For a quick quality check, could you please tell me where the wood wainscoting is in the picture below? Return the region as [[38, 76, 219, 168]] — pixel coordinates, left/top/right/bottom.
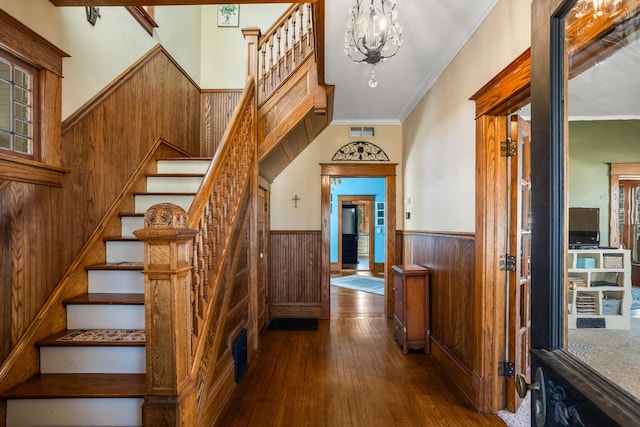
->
[[1, 44, 203, 364], [269, 231, 322, 318], [397, 231, 480, 409]]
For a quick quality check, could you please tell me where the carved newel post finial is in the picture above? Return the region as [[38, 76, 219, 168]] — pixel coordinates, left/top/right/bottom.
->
[[144, 203, 188, 229]]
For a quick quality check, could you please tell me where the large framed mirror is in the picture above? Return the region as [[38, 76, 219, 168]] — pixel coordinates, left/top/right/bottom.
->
[[530, 0, 640, 425]]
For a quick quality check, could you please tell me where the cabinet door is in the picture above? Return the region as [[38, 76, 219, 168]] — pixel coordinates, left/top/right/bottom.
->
[[404, 276, 425, 343], [394, 271, 404, 324]]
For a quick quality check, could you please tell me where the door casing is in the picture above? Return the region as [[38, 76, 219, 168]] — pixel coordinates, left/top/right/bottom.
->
[[320, 163, 397, 318]]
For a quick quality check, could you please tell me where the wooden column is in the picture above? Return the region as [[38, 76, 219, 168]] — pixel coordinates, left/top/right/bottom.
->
[[133, 203, 198, 427]]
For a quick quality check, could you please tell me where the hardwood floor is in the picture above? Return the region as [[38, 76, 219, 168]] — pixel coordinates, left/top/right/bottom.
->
[[216, 285, 506, 426]]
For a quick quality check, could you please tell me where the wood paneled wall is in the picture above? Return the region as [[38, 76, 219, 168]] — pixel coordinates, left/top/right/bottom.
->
[[0, 45, 201, 362], [397, 231, 477, 405], [269, 231, 322, 318], [201, 90, 242, 157]]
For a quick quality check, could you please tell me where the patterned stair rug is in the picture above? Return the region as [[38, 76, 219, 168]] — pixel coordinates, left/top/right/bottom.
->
[[330, 275, 384, 295], [57, 329, 145, 343]]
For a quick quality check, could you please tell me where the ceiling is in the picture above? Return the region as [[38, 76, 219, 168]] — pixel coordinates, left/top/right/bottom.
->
[[324, 0, 499, 124]]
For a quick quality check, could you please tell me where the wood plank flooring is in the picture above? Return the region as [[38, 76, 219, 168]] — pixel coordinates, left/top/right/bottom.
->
[[216, 283, 506, 426]]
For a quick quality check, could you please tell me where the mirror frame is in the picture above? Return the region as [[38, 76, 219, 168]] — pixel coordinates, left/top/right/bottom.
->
[[531, 0, 640, 424]]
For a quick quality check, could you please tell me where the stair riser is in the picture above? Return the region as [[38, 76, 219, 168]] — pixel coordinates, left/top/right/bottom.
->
[[134, 194, 194, 214], [105, 241, 143, 264], [156, 159, 210, 174], [146, 176, 203, 193], [6, 398, 143, 426], [87, 270, 144, 294], [40, 347, 145, 374], [66, 305, 145, 330], [121, 216, 145, 238]]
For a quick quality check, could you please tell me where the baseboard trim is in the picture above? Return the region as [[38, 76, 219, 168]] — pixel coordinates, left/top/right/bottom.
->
[[270, 303, 322, 318], [430, 336, 477, 410]]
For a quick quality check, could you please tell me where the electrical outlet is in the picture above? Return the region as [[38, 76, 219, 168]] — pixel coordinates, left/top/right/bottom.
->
[[406, 212, 411, 219]]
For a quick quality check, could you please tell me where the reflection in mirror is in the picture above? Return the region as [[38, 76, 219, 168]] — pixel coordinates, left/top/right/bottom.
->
[[565, 0, 640, 400]]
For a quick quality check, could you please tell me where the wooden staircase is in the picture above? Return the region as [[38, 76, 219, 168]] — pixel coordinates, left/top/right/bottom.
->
[[1, 157, 210, 426], [1, 2, 331, 425]]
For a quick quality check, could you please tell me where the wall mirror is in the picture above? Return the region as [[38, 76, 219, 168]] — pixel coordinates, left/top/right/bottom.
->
[[565, 0, 640, 402]]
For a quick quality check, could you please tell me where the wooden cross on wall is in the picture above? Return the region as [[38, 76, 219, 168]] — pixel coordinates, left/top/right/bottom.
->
[[292, 195, 300, 208]]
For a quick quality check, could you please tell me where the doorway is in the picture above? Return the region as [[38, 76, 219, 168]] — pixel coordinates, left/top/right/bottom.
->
[[338, 195, 375, 272], [320, 163, 397, 319]]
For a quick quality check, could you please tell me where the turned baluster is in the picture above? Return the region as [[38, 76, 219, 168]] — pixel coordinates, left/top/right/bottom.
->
[[307, 4, 312, 51], [298, 5, 304, 59], [283, 22, 290, 74], [291, 11, 297, 67], [260, 48, 267, 101]]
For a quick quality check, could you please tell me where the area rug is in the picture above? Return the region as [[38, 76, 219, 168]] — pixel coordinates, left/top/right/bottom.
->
[[267, 318, 318, 331], [568, 317, 640, 400], [56, 329, 145, 343], [330, 275, 384, 295], [497, 393, 530, 427]]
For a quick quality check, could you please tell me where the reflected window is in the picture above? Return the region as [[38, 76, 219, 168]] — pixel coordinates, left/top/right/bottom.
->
[[619, 181, 640, 264]]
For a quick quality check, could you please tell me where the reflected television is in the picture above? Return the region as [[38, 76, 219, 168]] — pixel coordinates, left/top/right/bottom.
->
[[568, 207, 600, 248]]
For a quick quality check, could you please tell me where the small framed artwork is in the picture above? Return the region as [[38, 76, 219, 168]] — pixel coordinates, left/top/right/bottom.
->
[[218, 4, 239, 27]]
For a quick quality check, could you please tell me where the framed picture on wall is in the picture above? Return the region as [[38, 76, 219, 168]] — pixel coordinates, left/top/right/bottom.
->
[[376, 202, 385, 226], [218, 4, 239, 27]]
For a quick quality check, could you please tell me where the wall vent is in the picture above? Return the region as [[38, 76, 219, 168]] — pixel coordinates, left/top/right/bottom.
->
[[232, 328, 248, 383]]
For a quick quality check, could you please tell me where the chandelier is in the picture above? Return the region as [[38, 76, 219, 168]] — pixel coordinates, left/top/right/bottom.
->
[[344, 0, 403, 88]]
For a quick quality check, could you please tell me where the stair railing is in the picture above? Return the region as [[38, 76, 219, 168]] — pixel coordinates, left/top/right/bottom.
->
[[134, 77, 257, 426], [253, 3, 315, 104]]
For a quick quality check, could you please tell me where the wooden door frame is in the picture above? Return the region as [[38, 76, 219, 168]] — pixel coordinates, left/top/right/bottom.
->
[[337, 195, 375, 272], [469, 48, 531, 413], [321, 163, 397, 319], [609, 163, 640, 248]]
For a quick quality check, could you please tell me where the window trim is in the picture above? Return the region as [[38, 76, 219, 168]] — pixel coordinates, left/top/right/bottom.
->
[[0, 49, 39, 160], [0, 9, 69, 186]]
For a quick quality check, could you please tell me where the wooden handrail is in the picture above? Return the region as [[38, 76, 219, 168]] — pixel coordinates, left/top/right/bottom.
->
[[186, 76, 256, 364]]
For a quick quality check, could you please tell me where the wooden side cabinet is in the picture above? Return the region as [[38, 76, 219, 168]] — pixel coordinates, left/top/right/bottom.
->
[[392, 264, 430, 354]]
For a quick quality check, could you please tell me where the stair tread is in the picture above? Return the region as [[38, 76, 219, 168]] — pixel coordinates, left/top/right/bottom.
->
[[133, 191, 196, 195], [103, 236, 140, 242], [157, 157, 211, 160], [119, 212, 145, 217], [63, 293, 144, 305], [36, 329, 145, 347], [145, 173, 205, 178], [85, 262, 143, 271], [1, 374, 146, 399]]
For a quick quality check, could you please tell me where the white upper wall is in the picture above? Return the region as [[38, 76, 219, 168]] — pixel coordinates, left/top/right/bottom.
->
[[270, 124, 403, 231], [200, 4, 289, 89], [402, 0, 531, 232], [2, 1, 287, 118], [1, 0, 202, 119]]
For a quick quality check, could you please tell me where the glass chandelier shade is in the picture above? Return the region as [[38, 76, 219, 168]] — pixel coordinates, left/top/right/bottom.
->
[[344, 0, 403, 87]]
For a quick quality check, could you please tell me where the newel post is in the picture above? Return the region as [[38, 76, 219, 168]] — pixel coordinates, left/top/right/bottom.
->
[[133, 203, 198, 427], [242, 27, 261, 81]]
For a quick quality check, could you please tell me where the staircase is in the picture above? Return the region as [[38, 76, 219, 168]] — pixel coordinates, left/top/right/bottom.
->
[[1, 158, 210, 426]]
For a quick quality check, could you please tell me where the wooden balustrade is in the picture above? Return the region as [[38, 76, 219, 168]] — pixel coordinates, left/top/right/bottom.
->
[[255, 3, 314, 104], [134, 77, 257, 425]]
